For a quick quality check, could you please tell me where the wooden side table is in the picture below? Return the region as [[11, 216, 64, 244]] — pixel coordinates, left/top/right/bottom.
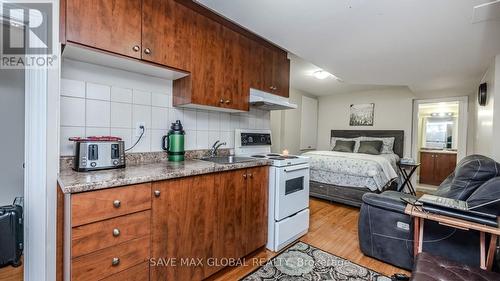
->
[[398, 163, 420, 195], [404, 204, 499, 270]]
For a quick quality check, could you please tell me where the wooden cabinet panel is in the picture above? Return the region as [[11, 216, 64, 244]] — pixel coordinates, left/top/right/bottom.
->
[[99, 262, 150, 281], [245, 167, 269, 255], [72, 210, 151, 258], [71, 183, 151, 227], [274, 54, 291, 97], [221, 28, 249, 111], [435, 153, 457, 183], [215, 170, 247, 262], [66, 0, 142, 59], [142, 0, 192, 70], [71, 236, 150, 281], [151, 175, 218, 281], [419, 152, 435, 185], [419, 152, 457, 185]]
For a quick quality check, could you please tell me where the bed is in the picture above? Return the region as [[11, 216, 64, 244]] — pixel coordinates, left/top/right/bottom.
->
[[304, 130, 404, 207]]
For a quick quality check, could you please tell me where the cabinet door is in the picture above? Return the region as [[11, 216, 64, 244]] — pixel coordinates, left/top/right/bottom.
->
[[215, 170, 247, 263], [262, 46, 276, 93], [142, 0, 192, 70], [190, 14, 224, 108], [248, 40, 264, 91], [151, 175, 217, 281], [66, 0, 142, 59], [435, 153, 457, 183], [273, 52, 290, 97], [221, 28, 249, 111], [245, 167, 269, 255], [419, 152, 435, 185]]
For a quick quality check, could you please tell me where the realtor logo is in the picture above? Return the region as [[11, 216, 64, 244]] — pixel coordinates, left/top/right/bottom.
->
[[2, 2, 52, 54], [1, 2, 55, 68]]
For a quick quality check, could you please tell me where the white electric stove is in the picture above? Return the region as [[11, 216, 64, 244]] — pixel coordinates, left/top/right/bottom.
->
[[235, 129, 310, 252]]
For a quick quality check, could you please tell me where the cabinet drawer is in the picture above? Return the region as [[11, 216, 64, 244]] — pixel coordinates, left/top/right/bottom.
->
[[72, 183, 151, 226], [72, 210, 151, 258], [99, 262, 149, 281], [72, 236, 150, 281]]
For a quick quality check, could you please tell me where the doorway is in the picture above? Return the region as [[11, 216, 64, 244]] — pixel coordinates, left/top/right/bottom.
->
[[412, 97, 468, 190]]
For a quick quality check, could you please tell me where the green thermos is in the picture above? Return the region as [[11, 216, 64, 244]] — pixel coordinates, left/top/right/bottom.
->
[[162, 120, 185, 162]]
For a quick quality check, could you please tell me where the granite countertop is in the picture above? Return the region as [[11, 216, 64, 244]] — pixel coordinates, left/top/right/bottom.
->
[[58, 159, 270, 194]]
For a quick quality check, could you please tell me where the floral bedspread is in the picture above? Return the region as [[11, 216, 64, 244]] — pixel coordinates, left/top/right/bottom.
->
[[302, 151, 400, 191]]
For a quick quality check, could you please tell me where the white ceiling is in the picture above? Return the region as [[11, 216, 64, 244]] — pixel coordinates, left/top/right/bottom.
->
[[197, 0, 500, 96]]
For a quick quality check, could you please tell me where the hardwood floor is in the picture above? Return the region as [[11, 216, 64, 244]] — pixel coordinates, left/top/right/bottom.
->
[[208, 198, 410, 280], [0, 198, 408, 281], [0, 257, 23, 281]]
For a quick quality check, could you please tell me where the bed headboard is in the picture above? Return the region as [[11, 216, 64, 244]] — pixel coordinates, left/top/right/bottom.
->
[[331, 130, 405, 158]]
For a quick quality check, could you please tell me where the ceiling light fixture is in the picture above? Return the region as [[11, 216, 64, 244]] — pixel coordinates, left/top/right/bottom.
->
[[313, 70, 332, 80]]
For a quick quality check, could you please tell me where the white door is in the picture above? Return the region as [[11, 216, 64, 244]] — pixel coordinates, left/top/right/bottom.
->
[[300, 96, 318, 150]]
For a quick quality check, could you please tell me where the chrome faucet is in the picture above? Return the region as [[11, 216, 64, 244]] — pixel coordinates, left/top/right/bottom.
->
[[210, 140, 227, 157]]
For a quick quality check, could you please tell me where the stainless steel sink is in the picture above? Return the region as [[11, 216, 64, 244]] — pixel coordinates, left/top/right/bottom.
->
[[200, 156, 255, 164]]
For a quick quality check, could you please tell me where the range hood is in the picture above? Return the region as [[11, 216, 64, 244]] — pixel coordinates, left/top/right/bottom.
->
[[249, 89, 298, 110]]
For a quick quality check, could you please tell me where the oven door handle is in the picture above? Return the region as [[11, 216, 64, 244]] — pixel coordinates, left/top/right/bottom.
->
[[283, 164, 309, 173]]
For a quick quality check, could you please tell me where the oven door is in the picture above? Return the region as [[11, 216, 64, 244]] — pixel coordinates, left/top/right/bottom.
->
[[274, 163, 310, 221]]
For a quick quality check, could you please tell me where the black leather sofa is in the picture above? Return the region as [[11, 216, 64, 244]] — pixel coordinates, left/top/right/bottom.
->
[[358, 155, 500, 270]]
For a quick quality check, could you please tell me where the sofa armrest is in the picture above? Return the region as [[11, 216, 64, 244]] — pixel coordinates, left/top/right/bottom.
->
[[362, 191, 417, 213]]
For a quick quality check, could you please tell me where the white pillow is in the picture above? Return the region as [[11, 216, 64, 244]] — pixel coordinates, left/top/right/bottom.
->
[[359, 136, 395, 154], [331, 137, 361, 152]]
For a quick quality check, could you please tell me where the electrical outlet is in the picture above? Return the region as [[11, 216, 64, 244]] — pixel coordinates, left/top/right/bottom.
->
[[135, 122, 146, 137]]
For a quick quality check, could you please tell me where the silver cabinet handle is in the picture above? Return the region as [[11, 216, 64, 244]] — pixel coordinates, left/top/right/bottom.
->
[[225, 99, 231, 104], [112, 257, 120, 266], [132, 45, 140, 52], [243, 174, 247, 179], [154, 190, 161, 197], [219, 99, 225, 104], [144, 48, 151, 55], [112, 228, 120, 237], [113, 200, 121, 208], [269, 86, 274, 90], [249, 173, 253, 178]]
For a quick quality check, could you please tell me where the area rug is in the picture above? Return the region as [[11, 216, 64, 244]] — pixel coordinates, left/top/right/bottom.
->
[[241, 242, 391, 281]]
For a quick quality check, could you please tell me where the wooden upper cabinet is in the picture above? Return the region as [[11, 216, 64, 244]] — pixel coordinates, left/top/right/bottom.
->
[[66, 0, 142, 59], [274, 53, 291, 97], [141, 0, 192, 70], [221, 28, 249, 111]]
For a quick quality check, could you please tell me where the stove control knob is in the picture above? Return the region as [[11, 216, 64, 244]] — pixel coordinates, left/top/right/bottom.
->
[[113, 160, 119, 166], [260, 136, 266, 143], [248, 136, 253, 143], [90, 162, 97, 167]]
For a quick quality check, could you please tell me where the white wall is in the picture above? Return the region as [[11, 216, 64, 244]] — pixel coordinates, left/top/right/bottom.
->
[[474, 55, 500, 161], [316, 87, 414, 157], [0, 69, 25, 205], [60, 59, 271, 156], [270, 88, 317, 155]]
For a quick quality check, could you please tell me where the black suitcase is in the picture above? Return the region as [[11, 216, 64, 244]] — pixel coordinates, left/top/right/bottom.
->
[[0, 198, 23, 267]]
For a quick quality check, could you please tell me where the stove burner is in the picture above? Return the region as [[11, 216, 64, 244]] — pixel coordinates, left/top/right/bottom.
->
[[267, 153, 281, 157], [251, 155, 266, 158]]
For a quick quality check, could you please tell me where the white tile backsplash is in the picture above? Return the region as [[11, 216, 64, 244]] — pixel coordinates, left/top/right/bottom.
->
[[111, 102, 132, 128], [133, 89, 152, 105], [111, 87, 133, 103], [86, 82, 111, 101], [60, 96, 86, 127], [60, 60, 271, 155], [151, 92, 170, 108], [61, 78, 85, 98], [86, 99, 111, 127], [132, 104, 152, 129]]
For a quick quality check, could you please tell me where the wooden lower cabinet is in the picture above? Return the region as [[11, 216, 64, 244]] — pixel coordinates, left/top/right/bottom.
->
[[151, 167, 268, 281], [419, 152, 457, 186]]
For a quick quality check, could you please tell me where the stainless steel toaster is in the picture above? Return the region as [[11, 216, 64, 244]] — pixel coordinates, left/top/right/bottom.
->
[[72, 141, 126, 172]]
